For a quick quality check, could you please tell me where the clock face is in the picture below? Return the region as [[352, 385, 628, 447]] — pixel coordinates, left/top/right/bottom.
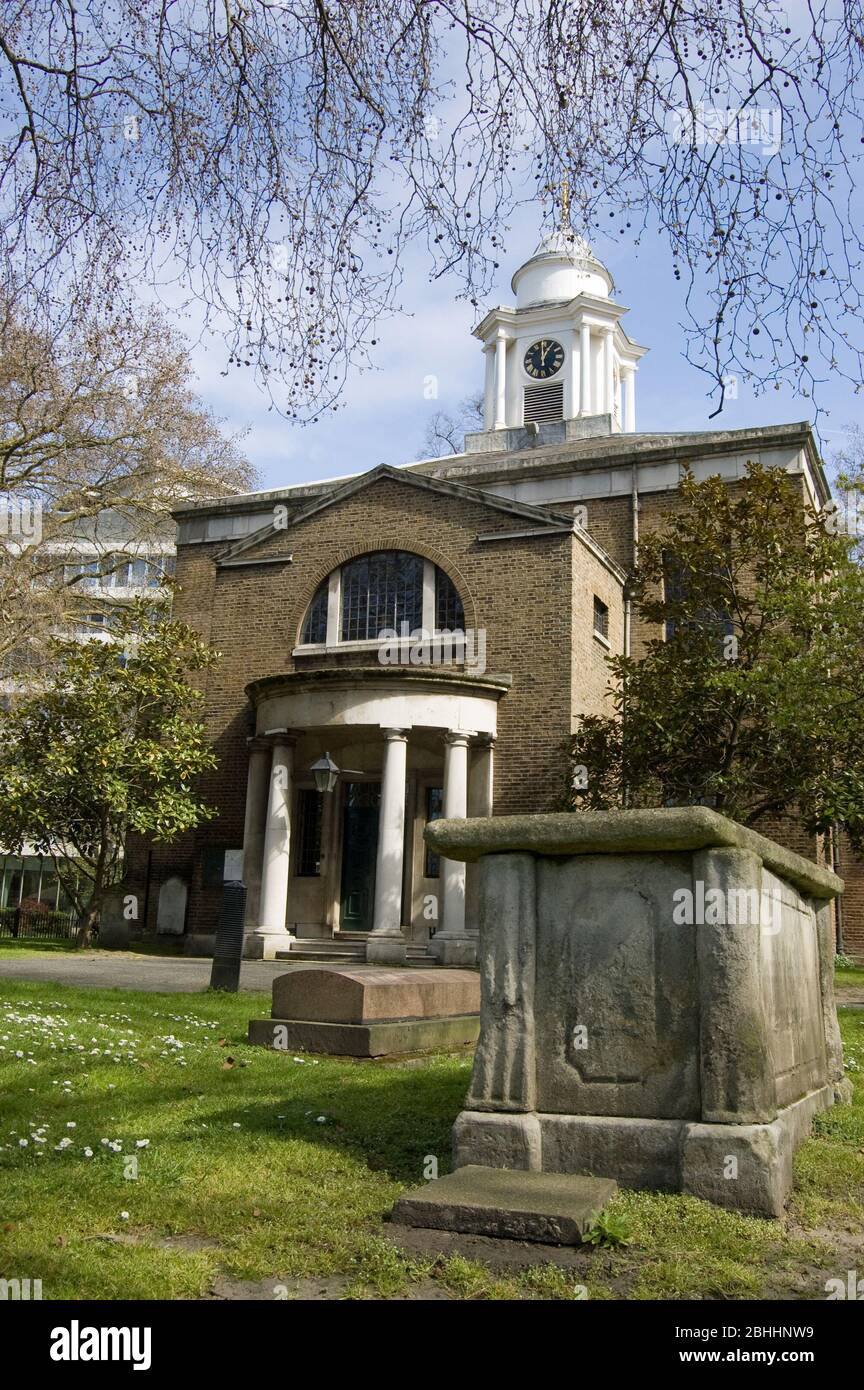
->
[[524, 338, 565, 380]]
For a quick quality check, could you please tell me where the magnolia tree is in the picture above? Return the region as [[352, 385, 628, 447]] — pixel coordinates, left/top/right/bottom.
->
[[0, 2, 862, 418], [0, 601, 218, 945], [566, 464, 864, 849]]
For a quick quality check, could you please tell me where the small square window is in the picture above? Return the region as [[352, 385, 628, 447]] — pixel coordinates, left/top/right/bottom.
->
[[593, 595, 609, 641]]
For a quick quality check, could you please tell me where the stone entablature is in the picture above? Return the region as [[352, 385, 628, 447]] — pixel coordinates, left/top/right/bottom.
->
[[171, 423, 830, 546], [247, 667, 510, 741]]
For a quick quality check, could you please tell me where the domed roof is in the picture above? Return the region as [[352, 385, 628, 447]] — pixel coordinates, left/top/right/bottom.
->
[[511, 228, 613, 308]]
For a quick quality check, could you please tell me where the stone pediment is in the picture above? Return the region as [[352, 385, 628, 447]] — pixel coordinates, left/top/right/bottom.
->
[[214, 462, 577, 568]]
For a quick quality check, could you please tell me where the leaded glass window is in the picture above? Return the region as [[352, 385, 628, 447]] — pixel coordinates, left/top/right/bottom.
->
[[340, 551, 423, 641], [435, 568, 465, 633], [301, 579, 328, 644]]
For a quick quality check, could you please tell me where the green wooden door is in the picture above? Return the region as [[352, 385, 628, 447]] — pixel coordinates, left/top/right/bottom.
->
[[339, 782, 380, 931]]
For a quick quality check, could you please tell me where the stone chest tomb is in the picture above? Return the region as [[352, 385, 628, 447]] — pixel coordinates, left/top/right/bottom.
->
[[425, 807, 851, 1217]]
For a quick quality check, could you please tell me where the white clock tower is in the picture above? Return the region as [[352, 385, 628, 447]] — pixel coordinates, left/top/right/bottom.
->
[[470, 228, 647, 447]]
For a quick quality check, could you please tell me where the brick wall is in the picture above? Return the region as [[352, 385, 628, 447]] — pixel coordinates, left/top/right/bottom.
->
[[135, 474, 624, 932], [128, 464, 864, 962], [836, 831, 864, 963]]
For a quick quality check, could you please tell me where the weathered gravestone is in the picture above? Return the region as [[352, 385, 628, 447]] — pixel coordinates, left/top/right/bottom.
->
[[156, 876, 187, 936], [98, 886, 133, 949], [248, 967, 480, 1057], [418, 806, 851, 1219]]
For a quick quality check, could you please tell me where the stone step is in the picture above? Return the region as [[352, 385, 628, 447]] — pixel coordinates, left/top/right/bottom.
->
[[273, 942, 446, 966], [295, 937, 362, 949], [390, 1165, 617, 1245], [276, 947, 366, 962]]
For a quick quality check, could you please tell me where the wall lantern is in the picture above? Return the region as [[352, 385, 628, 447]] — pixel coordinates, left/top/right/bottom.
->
[[310, 752, 340, 793]]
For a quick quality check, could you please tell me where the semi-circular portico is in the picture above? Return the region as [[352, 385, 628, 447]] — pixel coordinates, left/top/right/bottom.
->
[[241, 667, 511, 964]]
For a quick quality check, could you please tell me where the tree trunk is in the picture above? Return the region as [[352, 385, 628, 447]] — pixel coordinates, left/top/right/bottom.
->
[[75, 904, 100, 949]]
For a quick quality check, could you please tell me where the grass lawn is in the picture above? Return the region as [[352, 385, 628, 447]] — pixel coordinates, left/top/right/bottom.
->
[[0, 938, 81, 958], [836, 966, 864, 991], [0, 977, 862, 1301], [0, 938, 187, 960]]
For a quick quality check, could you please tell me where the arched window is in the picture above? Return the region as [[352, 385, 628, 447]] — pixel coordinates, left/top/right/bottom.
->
[[341, 551, 423, 640], [301, 580, 328, 645], [436, 568, 464, 632], [298, 551, 465, 648]]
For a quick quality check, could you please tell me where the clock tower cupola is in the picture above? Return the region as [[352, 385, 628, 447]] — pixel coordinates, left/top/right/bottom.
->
[[469, 220, 647, 451]]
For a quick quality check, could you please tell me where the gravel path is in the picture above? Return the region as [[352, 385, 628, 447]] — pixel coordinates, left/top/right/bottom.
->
[[0, 951, 376, 995]]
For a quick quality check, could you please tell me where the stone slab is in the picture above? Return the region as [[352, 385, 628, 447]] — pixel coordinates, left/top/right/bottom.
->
[[390, 1165, 617, 1245], [424, 805, 843, 898], [453, 1085, 838, 1218], [271, 966, 480, 1024], [248, 1014, 479, 1058]]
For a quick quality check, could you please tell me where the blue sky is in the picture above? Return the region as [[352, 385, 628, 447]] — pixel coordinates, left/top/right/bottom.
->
[[186, 200, 861, 494]]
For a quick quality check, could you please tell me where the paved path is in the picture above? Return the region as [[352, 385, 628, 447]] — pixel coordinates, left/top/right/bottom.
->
[[0, 952, 378, 995], [3, 951, 862, 1005]]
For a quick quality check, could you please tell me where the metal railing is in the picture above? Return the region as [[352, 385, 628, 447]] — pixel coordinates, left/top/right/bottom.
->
[[0, 906, 78, 940]]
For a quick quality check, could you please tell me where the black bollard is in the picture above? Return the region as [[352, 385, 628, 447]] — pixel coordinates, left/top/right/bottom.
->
[[210, 878, 246, 992]]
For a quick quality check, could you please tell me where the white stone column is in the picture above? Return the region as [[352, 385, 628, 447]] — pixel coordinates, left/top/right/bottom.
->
[[493, 333, 507, 430], [464, 735, 494, 953], [602, 328, 614, 419], [623, 366, 636, 432], [249, 733, 296, 960], [483, 343, 495, 430], [469, 735, 495, 819], [430, 732, 473, 964], [580, 321, 592, 415], [241, 736, 272, 939], [367, 728, 409, 963]]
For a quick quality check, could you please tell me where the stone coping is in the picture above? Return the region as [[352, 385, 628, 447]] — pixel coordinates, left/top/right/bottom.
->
[[246, 665, 512, 704], [424, 806, 843, 900]]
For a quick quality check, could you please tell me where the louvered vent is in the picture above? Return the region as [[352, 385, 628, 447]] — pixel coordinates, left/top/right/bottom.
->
[[523, 381, 564, 424]]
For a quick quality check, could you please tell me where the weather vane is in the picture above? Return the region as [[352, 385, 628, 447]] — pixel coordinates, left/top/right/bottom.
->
[[544, 175, 572, 232], [559, 174, 570, 230]]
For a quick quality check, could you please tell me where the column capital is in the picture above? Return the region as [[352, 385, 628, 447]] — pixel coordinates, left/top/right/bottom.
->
[[444, 730, 471, 748], [473, 732, 496, 749], [380, 726, 409, 743], [247, 735, 276, 753], [261, 727, 299, 747]]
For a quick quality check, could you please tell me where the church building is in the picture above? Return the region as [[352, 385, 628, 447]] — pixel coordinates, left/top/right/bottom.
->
[[129, 231, 864, 966]]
